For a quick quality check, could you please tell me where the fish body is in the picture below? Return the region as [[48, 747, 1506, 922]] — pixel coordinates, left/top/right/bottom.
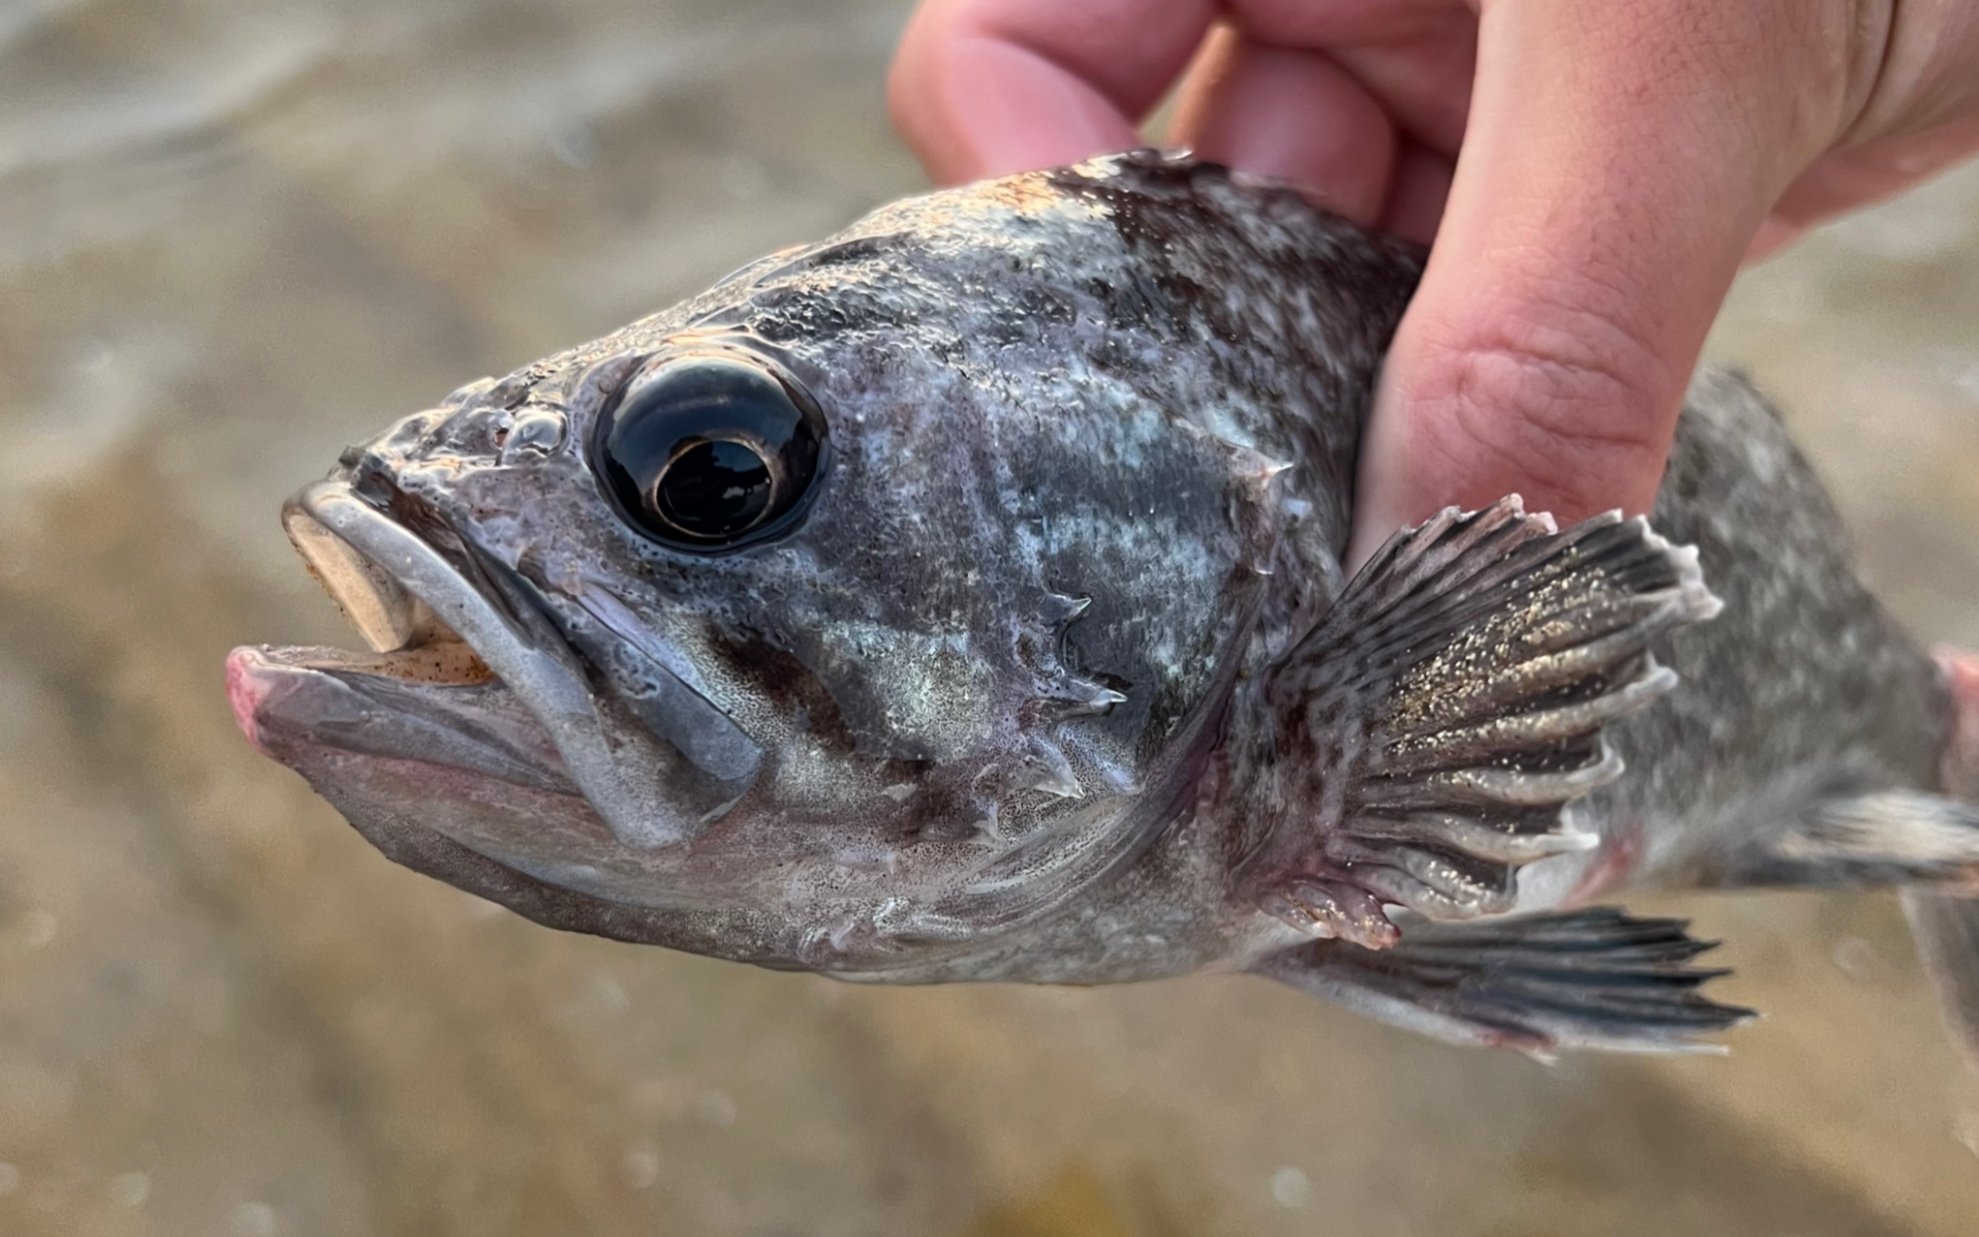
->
[[229, 152, 1979, 1055]]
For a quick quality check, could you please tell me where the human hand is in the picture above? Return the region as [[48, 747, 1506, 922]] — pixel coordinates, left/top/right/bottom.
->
[[889, 0, 1979, 564]]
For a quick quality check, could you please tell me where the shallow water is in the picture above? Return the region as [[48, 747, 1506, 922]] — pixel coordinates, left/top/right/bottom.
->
[[3, 2, 1978, 1233]]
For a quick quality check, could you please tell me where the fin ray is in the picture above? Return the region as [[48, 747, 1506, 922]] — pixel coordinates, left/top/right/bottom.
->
[[1716, 791, 1979, 888], [1257, 907, 1755, 1055], [1244, 498, 1719, 942]]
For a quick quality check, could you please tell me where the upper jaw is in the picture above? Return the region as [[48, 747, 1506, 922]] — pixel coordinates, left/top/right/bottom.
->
[[243, 480, 758, 849]]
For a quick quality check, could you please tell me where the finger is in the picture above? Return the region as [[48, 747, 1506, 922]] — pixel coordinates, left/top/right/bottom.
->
[[1323, 24, 1477, 156], [1839, 0, 1979, 141], [1378, 140, 1455, 244], [1164, 5, 1474, 229], [1770, 114, 1979, 231], [1347, 0, 1855, 567], [889, 0, 1215, 183], [1228, 0, 1478, 153], [1170, 28, 1398, 224], [1744, 216, 1807, 262]]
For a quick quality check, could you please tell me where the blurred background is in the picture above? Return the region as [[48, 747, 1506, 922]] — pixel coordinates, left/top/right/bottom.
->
[[3, 1, 1979, 1233]]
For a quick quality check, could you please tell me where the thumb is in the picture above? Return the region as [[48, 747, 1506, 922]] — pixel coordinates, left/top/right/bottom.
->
[[1348, 0, 1869, 566]]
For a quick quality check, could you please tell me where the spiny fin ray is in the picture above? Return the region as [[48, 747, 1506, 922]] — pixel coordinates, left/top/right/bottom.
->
[[1244, 497, 1719, 941]]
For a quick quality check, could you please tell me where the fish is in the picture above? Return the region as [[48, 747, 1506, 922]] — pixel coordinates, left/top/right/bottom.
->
[[226, 151, 1979, 1058]]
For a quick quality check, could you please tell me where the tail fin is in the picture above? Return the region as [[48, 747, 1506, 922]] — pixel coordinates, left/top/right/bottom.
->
[[1912, 651, 1979, 1069]]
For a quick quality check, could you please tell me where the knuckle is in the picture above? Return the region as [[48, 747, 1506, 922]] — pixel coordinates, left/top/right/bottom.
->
[[1408, 304, 1678, 516]]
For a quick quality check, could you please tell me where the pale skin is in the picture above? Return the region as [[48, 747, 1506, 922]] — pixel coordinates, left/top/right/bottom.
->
[[888, 0, 1979, 566]]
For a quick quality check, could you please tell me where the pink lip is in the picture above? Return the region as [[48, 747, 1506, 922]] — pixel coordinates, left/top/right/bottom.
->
[[225, 647, 272, 752]]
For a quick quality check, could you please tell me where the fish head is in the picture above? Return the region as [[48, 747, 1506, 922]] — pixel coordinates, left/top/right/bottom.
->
[[229, 169, 1283, 971]]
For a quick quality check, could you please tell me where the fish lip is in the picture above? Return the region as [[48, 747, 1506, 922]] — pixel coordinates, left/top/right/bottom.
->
[[258, 479, 747, 848], [283, 480, 557, 693], [226, 642, 582, 796]]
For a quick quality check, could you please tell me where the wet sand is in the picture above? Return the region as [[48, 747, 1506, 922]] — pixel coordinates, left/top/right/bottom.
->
[[2, 2, 1978, 1233]]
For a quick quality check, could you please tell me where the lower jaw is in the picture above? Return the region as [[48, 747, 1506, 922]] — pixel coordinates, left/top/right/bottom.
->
[[224, 643, 568, 787]]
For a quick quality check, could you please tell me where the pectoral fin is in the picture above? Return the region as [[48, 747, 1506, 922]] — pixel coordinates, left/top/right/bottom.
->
[[1256, 908, 1756, 1056], [1244, 498, 1721, 947]]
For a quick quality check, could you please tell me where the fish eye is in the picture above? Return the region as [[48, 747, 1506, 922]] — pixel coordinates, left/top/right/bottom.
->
[[593, 354, 826, 551]]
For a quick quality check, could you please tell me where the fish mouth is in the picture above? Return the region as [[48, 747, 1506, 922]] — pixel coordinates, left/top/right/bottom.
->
[[229, 480, 759, 849]]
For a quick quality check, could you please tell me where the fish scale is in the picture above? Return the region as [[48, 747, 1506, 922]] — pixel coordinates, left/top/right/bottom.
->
[[229, 152, 1979, 1060]]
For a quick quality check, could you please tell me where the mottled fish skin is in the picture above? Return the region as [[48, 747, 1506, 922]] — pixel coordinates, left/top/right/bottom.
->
[[243, 153, 1423, 977], [1563, 371, 1953, 899], [230, 152, 1971, 1042]]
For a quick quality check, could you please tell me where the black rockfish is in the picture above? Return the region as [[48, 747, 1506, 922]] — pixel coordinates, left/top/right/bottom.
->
[[228, 152, 1979, 1057]]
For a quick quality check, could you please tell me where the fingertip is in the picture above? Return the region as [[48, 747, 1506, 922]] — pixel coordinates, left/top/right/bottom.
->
[[1351, 272, 1685, 569], [1344, 474, 1405, 574], [890, 3, 1132, 182], [1743, 216, 1806, 262], [1356, 1, 1821, 543], [1169, 33, 1396, 224], [1390, 307, 1678, 519], [1377, 142, 1453, 245], [889, 0, 1212, 183]]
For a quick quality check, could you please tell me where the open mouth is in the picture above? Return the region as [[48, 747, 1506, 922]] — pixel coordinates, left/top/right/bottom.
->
[[227, 481, 581, 799], [228, 481, 747, 849], [232, 484, 502, 706], [278, 485, 497, 683]]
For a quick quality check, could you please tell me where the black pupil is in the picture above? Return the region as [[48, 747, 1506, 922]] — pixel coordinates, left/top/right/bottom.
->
[[594, 354, 824, 551], [655, 439, 771, 536]]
